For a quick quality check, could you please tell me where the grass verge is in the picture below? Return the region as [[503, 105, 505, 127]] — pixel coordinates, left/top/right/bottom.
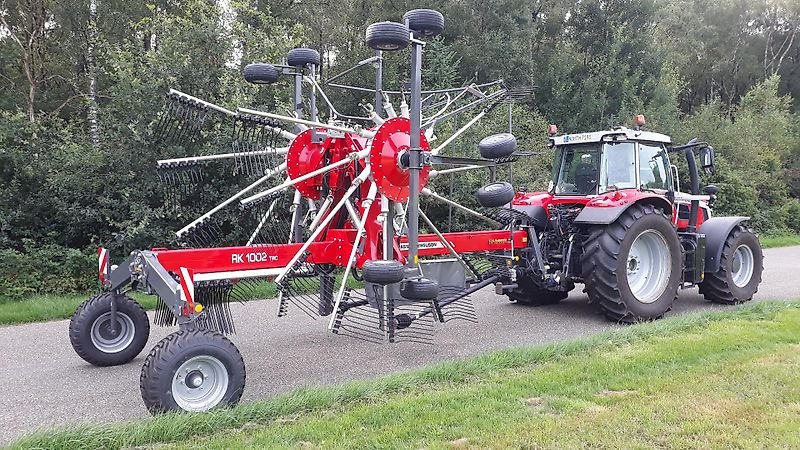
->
[[0, 275, 362, 326], [0, 292, 159, 326], [760, 233, 800, 248], [11, 300, 800, 450]]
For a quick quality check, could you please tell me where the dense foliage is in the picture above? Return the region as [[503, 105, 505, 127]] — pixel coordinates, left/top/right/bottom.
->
[[1, 0, 799, 297]]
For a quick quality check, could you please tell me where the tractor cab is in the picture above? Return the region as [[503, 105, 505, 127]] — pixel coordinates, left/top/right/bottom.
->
[[543, 125, 712, 231], [549, 127, 673, 197]]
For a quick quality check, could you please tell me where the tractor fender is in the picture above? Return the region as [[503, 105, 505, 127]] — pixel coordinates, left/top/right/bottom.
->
[[698, 216, 750, 273], [573, 193, 673, 225]]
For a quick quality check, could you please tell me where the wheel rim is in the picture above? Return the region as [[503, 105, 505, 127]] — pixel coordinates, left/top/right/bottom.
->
[[625, 230, 672, 304], [731, 244, 755, 288], [90, 312, 136, 353], [172, 355, 229, 411]]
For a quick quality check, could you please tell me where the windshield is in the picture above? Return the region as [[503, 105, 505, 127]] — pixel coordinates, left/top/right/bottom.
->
[[554, 144, 600, 195], [599, 142, 636, 193]]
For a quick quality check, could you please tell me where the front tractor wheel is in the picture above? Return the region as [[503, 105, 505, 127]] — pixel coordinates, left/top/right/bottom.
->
[[581, 204, 682, 323], [140, 329, 246, 414], [699, 225, 763, 304], [69, 293, 150, 366]]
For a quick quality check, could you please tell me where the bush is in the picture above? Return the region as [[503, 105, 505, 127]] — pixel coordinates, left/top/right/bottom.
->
[[783, 199, 800, 234], [0, 244, 97, 301]]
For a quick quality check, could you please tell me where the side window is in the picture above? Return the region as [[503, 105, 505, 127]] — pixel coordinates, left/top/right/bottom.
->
[[639, 143, 670, 191]]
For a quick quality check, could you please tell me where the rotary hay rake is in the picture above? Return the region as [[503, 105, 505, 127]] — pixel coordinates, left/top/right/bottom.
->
[[68, 9, 533, 413]]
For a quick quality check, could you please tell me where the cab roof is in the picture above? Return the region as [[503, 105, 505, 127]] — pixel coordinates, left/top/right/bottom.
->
[[549, 127, 671, 146]]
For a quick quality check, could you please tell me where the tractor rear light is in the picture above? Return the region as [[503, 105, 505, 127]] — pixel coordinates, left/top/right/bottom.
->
[[635, 115, 646, 127], [547, 124, 558, 135]]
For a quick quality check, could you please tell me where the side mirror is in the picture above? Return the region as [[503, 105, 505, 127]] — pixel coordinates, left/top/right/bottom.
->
[[700, 146, 715, 174]]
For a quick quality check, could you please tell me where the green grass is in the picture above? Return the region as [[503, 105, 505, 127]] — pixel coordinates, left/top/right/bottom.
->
[[760, 233, 800, 248], [0, 292, 160, 326], [0, 275, 361, 326], [10, 300, 800, 450]]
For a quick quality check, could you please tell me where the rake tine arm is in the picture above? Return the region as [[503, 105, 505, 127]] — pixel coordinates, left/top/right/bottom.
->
[[430, 109, 487, 155], [246, 197, 279, 246], [156, 148, 289, 168], [275, 165, 372, 285], [175, 162, 287, 238], [241, 149, 370, 206], [422, 89, 506, 130], [417, 208, 479, 280], [238, 108, 375, 140], [286, 189, 303, 243], [308, 194, 333, 232], [421, 187, 501, 227], [328, 181, 379, 330], [429, 165, 485, 177], [168, 89, 236, 116]]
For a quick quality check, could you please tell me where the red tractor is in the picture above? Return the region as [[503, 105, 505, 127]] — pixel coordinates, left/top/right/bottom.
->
[[486, 119, 764, 322]]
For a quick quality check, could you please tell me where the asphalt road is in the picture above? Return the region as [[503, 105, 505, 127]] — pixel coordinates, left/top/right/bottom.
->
[[1, 245, 799, 444]]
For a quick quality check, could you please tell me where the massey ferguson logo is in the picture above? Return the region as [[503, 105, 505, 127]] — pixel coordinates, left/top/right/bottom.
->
[[399, 241, 449, 250]]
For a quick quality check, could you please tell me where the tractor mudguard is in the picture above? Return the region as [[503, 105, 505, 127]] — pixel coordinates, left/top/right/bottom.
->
[[698, 216, 749, 273], [573, 195, 673, 225]]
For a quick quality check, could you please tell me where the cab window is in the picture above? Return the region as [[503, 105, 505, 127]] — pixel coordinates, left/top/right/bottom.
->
[[554, 144, 600, 195], [639, 143, 671, 191]]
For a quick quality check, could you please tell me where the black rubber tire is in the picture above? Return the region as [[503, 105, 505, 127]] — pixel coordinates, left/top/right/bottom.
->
[[479, 133, 517, 159], [365, 22, 410, 51], [402, 9, 445, 37], [140, 329, 246, 414], [400, 277, 439, 301], [699, 225, 763, 304], [243, 63, 280, 84], [476, 181, 515, 207], [69, 293, 150, 367], [362, 259, 405, 285], [580, 203, 682, 323], [394, 313, 414, 330], [287, 48, 320, 68], [508, 277, 572, 306]]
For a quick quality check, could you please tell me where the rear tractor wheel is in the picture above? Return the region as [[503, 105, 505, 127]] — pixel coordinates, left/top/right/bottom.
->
[[699, 225, 763, 304], [581, 204, 682, 323], [140, 329, 246, 414]]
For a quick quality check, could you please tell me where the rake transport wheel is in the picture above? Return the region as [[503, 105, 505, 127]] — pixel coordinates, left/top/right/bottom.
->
[[362, 259, 405, 285], [476, 181, 515, 208], [140, 329, 246, 414], [402, 9, 445, 37], [287, 47, 321, 68], [365, 22, 410, 51], [699, 225, 763, 304], [580, 203, 682, 323], [69, 293, 150, 366], [243, 63, 280, 84]]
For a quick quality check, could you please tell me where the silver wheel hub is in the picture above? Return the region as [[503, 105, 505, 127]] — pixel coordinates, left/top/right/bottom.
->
[[172, 355, 229, 411], [625, 230, 672, 304], [731, 244, 755, 288], [90, 312, 135, 353]]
